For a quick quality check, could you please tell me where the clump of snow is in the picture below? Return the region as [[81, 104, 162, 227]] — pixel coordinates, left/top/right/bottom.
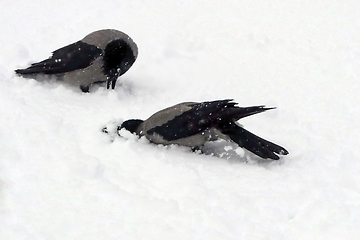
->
[[1, 0, 360, 239]]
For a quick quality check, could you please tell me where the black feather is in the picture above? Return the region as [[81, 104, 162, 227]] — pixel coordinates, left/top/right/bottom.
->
[[147, 100, 274, 142], [220, 122, 289, 160], [15, 41, 102, 75]]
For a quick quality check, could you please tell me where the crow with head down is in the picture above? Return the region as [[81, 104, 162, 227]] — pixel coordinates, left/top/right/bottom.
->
[[117, 99, 289, 160], [15, 29, 138, 92]]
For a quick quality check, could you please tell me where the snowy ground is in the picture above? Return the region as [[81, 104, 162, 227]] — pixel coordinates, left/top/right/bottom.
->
[[1, 0, 360, 239]]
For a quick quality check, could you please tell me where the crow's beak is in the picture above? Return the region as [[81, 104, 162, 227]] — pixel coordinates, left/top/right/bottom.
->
[[106, 76, 118, 89], [111, 78, 117, 89], [107, 68, 121, 89], [106, 79, 111, 89]]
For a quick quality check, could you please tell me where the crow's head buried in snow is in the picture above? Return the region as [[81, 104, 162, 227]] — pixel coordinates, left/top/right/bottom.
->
[[15, 29, 138, 92], [118, 119, 144, 135]]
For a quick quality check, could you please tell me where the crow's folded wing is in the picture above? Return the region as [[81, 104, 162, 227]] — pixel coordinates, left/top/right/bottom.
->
[[146, 99, 274, 141], [146, 100, 234, 141], [15, 41, 102, 75]]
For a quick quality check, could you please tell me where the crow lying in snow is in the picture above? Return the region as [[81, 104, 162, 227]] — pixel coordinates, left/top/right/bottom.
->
[[117, 99, 288, 160]]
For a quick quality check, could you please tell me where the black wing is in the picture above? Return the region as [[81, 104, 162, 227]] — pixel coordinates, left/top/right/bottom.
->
[[15, 41, 102, 75], [147, 100, 273, 141], [221, 123, 289, 160]]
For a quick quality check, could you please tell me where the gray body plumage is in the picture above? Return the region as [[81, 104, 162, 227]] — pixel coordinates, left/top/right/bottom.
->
[[61, 55, 105, 88], [136, 102, 230, 147], [15, 29, 138, 91], [63, 29, 138, 88], [82, 29, 138, 55]]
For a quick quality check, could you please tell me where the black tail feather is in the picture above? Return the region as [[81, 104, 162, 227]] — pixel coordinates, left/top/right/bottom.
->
[[195, 100, 275, 126], [221, 123, 288, 160], [15, 68, 36, 75], [229, 105, 275, 121]]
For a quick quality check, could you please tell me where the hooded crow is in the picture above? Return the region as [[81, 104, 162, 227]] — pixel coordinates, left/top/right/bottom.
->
[[15, 29, 138, 92], [118, 99, 289, 160]]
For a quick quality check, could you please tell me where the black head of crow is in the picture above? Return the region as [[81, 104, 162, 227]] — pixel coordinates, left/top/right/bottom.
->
[[117, 99, 289, 160], [15, 29, 138, 92]]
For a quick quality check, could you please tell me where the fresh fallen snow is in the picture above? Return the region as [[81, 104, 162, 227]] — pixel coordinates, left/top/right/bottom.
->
[[1, 0, 360, 239]]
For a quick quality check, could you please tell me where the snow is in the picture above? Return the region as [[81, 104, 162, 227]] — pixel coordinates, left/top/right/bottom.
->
[[1, 0, 360, 239]]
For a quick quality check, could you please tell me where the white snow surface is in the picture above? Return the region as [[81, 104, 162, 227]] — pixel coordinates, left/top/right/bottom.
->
[[1, 0, 360, 239]]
